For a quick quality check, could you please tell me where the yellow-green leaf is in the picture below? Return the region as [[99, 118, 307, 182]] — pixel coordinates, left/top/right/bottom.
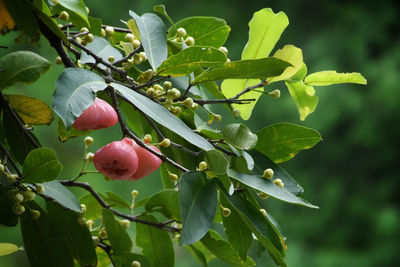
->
[[304, 71, 367, 86], [7, 94, 54, 125], [269, 45, 303, 83], [285, 81, 318, 121], [0, 243, 19, 256]]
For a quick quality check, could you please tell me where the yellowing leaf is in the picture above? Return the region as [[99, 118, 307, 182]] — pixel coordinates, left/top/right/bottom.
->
[[269, 45, 303, 83], [285, 81, 318, 121], [304, 71, 367, 86], [7, 94, 54, 125], [0, 0, 16, 33], [0, 243, 19, 256]]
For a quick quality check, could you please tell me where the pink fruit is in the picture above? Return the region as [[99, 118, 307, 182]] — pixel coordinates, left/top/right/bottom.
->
[[93, 138, 139, 180], [73, 98, 118, 131], [128, 142, 162, 181]]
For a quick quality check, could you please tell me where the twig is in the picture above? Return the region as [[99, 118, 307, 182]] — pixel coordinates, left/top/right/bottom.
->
[[134, 75, 171, 90], [101, 25, 131, 33], [112, 45, 142, 66], [98, 242, 116, 267], [59, 180, 180, 232]]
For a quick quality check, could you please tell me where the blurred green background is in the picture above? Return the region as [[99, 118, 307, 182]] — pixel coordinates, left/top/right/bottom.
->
[[1, 0, 399, 266]]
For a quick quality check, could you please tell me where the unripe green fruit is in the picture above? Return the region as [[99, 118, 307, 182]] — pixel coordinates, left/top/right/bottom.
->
[[172, 106, 182, 116], [191, 103, 198, 110], [15, 193, 24, 203], [268, 89, 281, 98], [133, 54, 142, 65], [198, 161, 208, 171], [92, 236, 100, 246], [30, 209, 41, 219], [146, 87, 155, 96], [143, 134, 152, 144], [131, 260, 141, 267], [222, 207, 231, 217], [182, 98, 194, 108], [131, 190, 139, 199], [24, 190, 36, 202], [159, 138, 171, 148], [184, 37, 195, 46], [133, 40, 141, 49], [163, 81, 172, 90], [101, 28, 106, 37], [213, 114, 222, 122], [80, 27, 89, 33], [139, 52, 147, 61], [84, 33, 94, 43], [0, 164, 5, 173], [108, 56, 115, 63], [177, 27, 187, 37], [168, 172, 179, 182], [99, 230, 107, 238], [262, 168, 274, 179], [119, 219, 130, 229], [13, 204, 25, 215], [58, 11, 69, 21], [258, 192, 269, 199], [105, 26, 114, 36], [259, 208, 267, 217], [218, 46, 228, 55], [84, 136, 94, 147], [125, 33, 134, 42], [232, 109, 241, 117], [75, 37, 82, 45], [56, 56, 63, 65], [6, 174, 18, 183], [153, 84, 163, 92], [167, 88, 181, 99], [273, 178, 284, 189]]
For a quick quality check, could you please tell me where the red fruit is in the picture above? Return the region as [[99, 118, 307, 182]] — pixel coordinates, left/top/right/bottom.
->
[[128, 142, 162, 181], [93, 138, 139, 180], [73, 98, 118, 131]]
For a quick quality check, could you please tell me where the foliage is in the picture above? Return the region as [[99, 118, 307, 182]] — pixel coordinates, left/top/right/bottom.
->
[[0, 1, 366, 267]]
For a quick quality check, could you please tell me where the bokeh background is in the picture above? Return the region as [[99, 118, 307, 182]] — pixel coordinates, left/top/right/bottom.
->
[[1, 0, 399, 266]]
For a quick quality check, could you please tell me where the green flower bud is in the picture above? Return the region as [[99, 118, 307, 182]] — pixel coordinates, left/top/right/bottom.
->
[[81, 204, 87, 213], [131, 190, 139, 199], [177, 27, 187, 37], [146, 87, 155, 96], [168, 172, 179, 182], [259, 208, 267, 217], [101, 28, 106, 37], [133, 40, 141, 49], [99, 229, 107, 238], [191, 103, 199, 110], [30, 209, 41, 219], [80, 27, 89, 33], [86, 219, 94, 229], [143, 134, 152, 144], [56, 56, 63, 65], [172, 106, 182, 116], [131, 260, 141, 267], [153, 84, 163, 92], [23, 189, 36, 202], [184, 36, 195, 46], [139, 52, 147, 61], [232, 109, 241, 118], [92, 236, 100, 246], [84, 136, 94, 147], [58, 11, 69, 21], [84, 33, 94, 43], [0, 164, 5, 173], [6, 173, 18, 183], [108, 56, 115, 63], [222, 207, 231, 217], [262, 168, 274, 179], [125, 33, 134, 42], [105, 26, 114, 36], [119, 219, 130, 229], [75, 37, 82, 44], [258, 192, 269, 199], [159, 138, 171, 148], [85, 152, 94, 162], [182, 97, 194, 108], [218, 46, 228, 55], [268, 89, 281, 98], [133, 54, 142, 65], [163, 81, 172, 90], [15, 193, 24, 203], [273, 178, 284, 189], [213, 114, 222, 122], [13, 204, 25, 215], [198, 161, 208, 171]]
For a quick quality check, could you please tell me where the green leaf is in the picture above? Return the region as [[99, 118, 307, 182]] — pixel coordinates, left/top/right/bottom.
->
[[218, 191, 286, 266], [0, 243, 19, 256], [54, 0, 89, 28], [255, 122, 322, 163], [53, 68, 107, 129], [80, 193, 102, 220], [179, 171, 217, 246], [285, 80, 318, 121], [204, 150, 228, 175], [6, 94, 53, 125], [250, 151, 304, 196], [221, 201, 253, 261], [0, 51, 51, 89], [46, 201, 97, 266], [168, 17, 231, 48], [145, 189, 181, 221], [103, 192, 131, 209], [113, 83, 214, 151], [0, 187, 18, 226], [200, 230, 255, 266], [88, 16, 102, 36], [129, 11, 168, 70], [153, 5, 175, 27], [80, 36, 122, 68], [194, 57, 290, 84], [187, 245, 208, 267], [269, 45, 303, 83], [20, 202, 75, 267], [304, 71, 367, 86], [57, 117, 92, 142], [22, 148, 62, 183], [221, 78, 261, 120], [102, 209, 132, 255], [223, 123, 258, 150], [2, 107, 39, 164], [136, 215, 174, 267], [42, 181, 82, 212], [241, 8, 288, 60], [227, 168, 318, 208], [157, 46, 226, 76]]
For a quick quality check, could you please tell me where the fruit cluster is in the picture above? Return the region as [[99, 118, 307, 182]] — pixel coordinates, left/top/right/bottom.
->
[[74, 97, 162, 180]]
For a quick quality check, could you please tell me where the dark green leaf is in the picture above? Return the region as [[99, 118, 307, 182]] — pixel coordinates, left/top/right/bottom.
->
[[113, 83, 214, 151], [179, 171, 217, 246], [53, 68, 107, 129], [20, 202, 74, 267], [80, 37, 122, 68], [200, 230, 255, 266], [0, 186, 18, 226], [255, 122, 322, 163], [42, 181, 81, 212], [88, 16, 102, 36], [80, 193, 102, 220], [22, 148, 63, 183], [0, 51, 51, 89], [145, 189, 181, 221], [205, 150, 228, 175], [102, 209, 132, 255], [193, 58, 290, 84], [136, 215, 174, 267], [187, 245, 208, 267], [227, 168, 318, 208], [46, 201, 97, 266], [7, 94, 53, 125], [223, 124, 258, 150], [129, 11, 168, 70], [168, 17, 230, 47], [103, 192, 131, 209], [157, 46, 226, 76]]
